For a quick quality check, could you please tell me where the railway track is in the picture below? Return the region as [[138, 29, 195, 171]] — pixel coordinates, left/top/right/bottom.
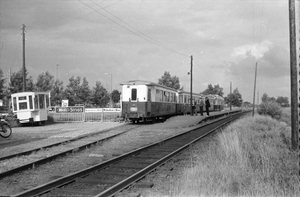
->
[[11, 111, 246, 197], [0, 124, 140, 179]]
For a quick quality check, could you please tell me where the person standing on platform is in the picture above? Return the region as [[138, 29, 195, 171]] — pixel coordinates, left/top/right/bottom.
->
[[199, 98, 204, 116], [205, 97, 211, 116]]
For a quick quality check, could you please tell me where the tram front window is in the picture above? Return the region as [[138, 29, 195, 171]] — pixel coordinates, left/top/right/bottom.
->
[[39, 94, 45, 109], [19, 102, 27, 110]]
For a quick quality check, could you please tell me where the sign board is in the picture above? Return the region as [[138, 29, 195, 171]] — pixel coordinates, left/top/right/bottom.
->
[[56, 106, 84, 113], [85, 108, 121, 113], [62, 100, 69, 107]]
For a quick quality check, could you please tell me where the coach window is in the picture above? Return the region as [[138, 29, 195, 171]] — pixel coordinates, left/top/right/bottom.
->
[[170, 93, 173, 102], [156, 90, 160, 101], [39, 94, 45, 109], [179, 95, 183, 103], [34, 96, 38, 109], [29, 95, 33, 109], [131, 88, 137, 101], [46, 94, 50, 108], [148, 89, 151, 101]]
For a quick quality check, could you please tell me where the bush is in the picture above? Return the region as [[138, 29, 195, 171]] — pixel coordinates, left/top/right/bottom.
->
[[257, 101, 282, 119]]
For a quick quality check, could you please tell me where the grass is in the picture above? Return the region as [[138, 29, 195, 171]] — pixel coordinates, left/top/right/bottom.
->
[[156, 113, 299, 197]]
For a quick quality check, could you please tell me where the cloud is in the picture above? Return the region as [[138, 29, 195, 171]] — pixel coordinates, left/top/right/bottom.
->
[[231, 40, 273, 60]]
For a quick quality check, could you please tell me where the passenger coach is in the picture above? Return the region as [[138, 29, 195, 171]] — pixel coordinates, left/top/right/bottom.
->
[[120, 80, 177, 123]]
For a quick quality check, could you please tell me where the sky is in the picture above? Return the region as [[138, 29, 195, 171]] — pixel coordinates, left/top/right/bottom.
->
[[0, 0, 292, 103]]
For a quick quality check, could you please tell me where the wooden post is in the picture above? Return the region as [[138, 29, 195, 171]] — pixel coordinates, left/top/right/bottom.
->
[[289, 0, 299, 151]]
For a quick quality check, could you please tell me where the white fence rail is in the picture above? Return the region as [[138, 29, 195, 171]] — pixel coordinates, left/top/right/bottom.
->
[[48, 107, 121, 122]]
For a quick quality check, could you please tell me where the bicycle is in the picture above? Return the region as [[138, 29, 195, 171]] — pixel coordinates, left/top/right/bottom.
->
[[0, 117, 12, 138]]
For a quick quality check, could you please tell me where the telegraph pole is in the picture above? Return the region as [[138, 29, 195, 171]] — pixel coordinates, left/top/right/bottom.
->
[[230, 82, 232, 111], [288, 0, 298, 151], [252, 62, 258, 117], [257, 90, 259, 106], [190, 55, 193, 116], [21, 24, 26, 92]]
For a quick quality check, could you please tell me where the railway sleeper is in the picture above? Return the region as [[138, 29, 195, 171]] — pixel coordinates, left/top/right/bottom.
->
[[79, 177, 121, 185], [97, 171, 134, 177], [109, 164, 145, 169], [133, 155, 162, 160], [124, 159, 155, 165]]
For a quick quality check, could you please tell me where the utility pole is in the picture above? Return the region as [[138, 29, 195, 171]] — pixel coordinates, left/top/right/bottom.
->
[[230, 82, 232, 111], [190, 55, 193, 116], [252, 62, 258, 117], [257, 90, 259, 106], [288, 0, 298, 151], [21, 24, 26, 92]]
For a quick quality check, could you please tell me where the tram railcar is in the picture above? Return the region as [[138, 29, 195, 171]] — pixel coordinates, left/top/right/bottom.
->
[[121, 80, 177, 123], [11, 92, 50, 124], [120, 80, 225, 123]]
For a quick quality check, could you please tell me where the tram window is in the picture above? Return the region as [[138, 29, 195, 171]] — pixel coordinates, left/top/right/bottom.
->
[[13, 97, 17, 111], [34, 96, 38, 109], [29, 96, 33, 109], [19, 102, 27, 110], [19, 96, 26, 101], [46, 95, 50, 107], [156, 90, 160, 101], [39, 94, 45, 109], [131, 88, 137, 101]]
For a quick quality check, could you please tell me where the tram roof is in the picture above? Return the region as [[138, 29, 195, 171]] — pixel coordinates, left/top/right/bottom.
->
[[11, 91, 50, 96], [120, 80, 177, 91]]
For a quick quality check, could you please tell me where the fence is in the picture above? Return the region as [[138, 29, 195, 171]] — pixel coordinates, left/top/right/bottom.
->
[[48, 107, 121, 122]]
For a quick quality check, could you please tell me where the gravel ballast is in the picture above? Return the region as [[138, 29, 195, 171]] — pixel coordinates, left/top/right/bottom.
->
[[0, 115, 207, 196]]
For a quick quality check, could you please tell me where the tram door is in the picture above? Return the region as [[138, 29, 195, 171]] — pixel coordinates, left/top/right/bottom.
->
[[35, 93, 48, 121]]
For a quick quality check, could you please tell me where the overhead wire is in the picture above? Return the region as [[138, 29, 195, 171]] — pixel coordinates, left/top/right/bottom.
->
[[79, 0, 189, 57]]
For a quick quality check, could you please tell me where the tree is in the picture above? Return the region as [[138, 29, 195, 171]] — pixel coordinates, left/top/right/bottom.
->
[[63, 76, 81, 106], [226, 88, 242, 107], [276, 96, 289, 107], [202, 84, 224, 97], [90, 81, 109, 107], [51, 79, 64, 106], [77, 77, 91, 105], [8, 68, 34, 93], [158, 71, 180, 90], [111, 89, 121, 104], [261, 93, 275, 102], [35, 71, 54, 91]]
